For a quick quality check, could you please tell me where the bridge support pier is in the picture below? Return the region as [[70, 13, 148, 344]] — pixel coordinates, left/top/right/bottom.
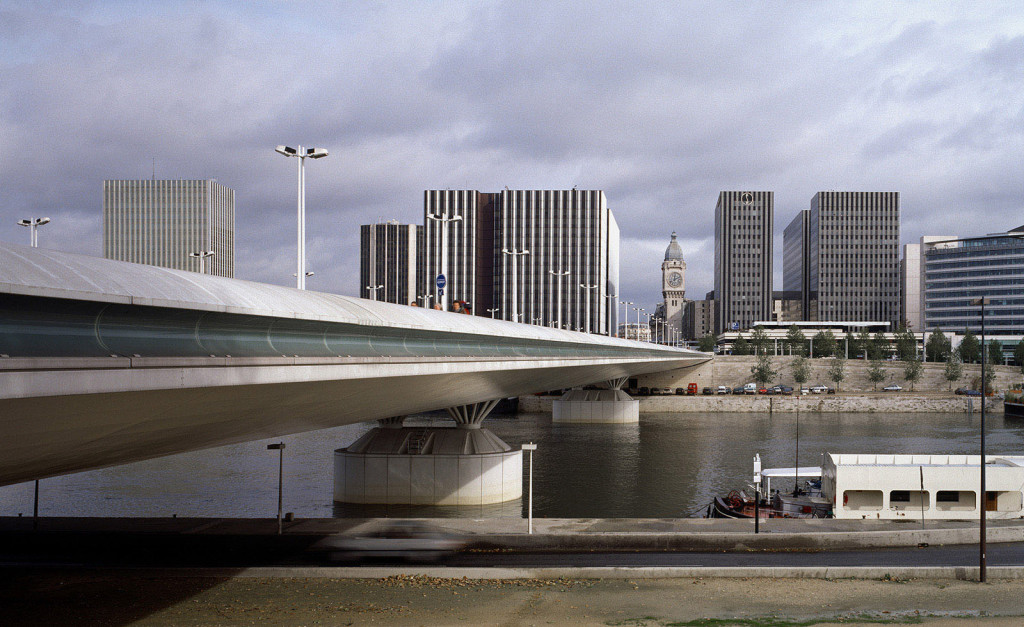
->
[[552, 378, 639, 424], [333, 401, 522, 505]]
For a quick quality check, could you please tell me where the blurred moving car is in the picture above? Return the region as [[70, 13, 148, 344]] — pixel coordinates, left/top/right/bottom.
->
[[310, 521, 467, 563]]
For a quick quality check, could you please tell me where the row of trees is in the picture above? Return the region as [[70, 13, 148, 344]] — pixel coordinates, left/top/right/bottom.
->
[[748, 352, 988, 391], [700, 325, 1024, 372]]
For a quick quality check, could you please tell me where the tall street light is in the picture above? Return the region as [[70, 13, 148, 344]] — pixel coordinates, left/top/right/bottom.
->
[[189, 250, 215, 275], [619, 301, 634, 338], [275, 145, 328, 290], [267, 442, 286, 535], [549, 270, 570, 330], [580, 283, 598, 333], [417, 294, 433, 307], [972, 296, 990, 582], [427, 212, 462, 311], [366, 284, 384, 301], [17, 217, 50, 247], [604, 292, 617, 336], [502, 247, 530, 322], [487, 307, 500, 319]]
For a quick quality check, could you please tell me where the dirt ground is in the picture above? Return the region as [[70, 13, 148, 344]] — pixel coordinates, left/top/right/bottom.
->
[[4, 572, 1024, 626]]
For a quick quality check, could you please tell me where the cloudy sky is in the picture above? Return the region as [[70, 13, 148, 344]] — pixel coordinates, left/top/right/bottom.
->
[[2, 1, 1021, 313]]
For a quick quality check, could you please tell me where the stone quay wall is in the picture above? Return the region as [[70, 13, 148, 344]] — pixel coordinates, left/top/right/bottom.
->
[[518, 393, 1003, 414], [635, 355, 1023, 395]]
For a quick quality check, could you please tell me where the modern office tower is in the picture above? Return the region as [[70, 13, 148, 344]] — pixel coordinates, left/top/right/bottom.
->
[[661, 232, 687, 334], [683, 299, 714, 340], [923, 225, 1024, 335], [103, 179, 234, 277], [804, 191, 900, 325], [422, 189, 619, 334], [359, 221, 424, 305], [783, 209, 812, 319], [714, 191, 773, 333], [901, 236, 954, 331]]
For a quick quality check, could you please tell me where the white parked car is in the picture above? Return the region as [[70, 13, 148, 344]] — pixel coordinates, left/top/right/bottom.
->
[[883, 384, 903, 392], [810, 385, 828, 394]]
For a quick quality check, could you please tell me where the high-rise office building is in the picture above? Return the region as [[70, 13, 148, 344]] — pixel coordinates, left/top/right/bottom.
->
[[923, 225, 1024, 335], [782, 209, 812, 319], [359, 221, 424, 305], [683, 298, 714, 341], [422, 189, 619, 333], [714, 191, 773, 332], [103, 179, 235, 277]]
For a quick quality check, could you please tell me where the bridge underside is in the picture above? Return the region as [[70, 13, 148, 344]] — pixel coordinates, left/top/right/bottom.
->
[[0, 356, 704, 486]]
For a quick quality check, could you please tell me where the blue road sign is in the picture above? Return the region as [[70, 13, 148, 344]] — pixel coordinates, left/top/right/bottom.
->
[[436, 274, 446, 289]]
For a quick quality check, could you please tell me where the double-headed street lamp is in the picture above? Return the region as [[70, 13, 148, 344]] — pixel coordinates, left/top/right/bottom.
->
[[275, 145, 329, 290], [366, 284, 384, 301], [502, 247, 530, 322], [619, 301, 634, 338], [487, 307, 500, 319], [604, 292, 617, 336], [549, 270, 570, 330], [189, 250, 215, 275], [580, 283, 598, 334], [17, 217, 50, 247], [418, 294, 434, 307]]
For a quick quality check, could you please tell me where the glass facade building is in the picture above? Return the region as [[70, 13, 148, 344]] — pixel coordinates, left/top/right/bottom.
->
[[103, 179, 235, 277], [923, 226, 1024, 334]]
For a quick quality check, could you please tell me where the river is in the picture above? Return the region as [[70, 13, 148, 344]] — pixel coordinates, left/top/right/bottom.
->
[[2, 411, 1022, 519]]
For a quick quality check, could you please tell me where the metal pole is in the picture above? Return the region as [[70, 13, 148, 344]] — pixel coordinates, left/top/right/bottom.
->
[[296, 148, 304, 289], [529, 448, 534, 534], [267, 443, 285, 534], [980, 297, 987, 583], [33, 479, 39, 531]]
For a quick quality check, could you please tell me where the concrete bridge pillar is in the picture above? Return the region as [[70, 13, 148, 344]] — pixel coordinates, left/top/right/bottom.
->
[[333, 402, 522, 506], [551, 378, 639, 424]]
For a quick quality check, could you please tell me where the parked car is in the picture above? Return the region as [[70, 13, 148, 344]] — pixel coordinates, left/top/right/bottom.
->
[[732, 385, 747, 395], [800, 386, 810, 395], [702, 387, 714, 395], [757, 387, 768, 394], [954, 387, 971, 396], [883, 384, 903, 392], [963, 389, 982, 397], [638, 387, 651, 396], [687, 383, 698, 395], [826, 387, 836, 394], [715, 385, 730, 395], [675, 387, 686, 395], [742, 382, 758, 395], [810, 384, 829, 394], [776, 385, 794, 395]]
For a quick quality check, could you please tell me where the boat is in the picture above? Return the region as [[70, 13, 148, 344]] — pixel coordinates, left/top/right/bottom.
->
[[707, 456, 829, 519], [1005, 391, 1024, 418]]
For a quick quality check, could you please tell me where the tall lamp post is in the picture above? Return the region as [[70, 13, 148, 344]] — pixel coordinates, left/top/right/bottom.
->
[[522, 443, 537, 534], [619, 301, 634, 338], [267, 442, 286, 535], [502, 247, 530, 321], [275, 145, 328, 290], [188, 250, 215, 275], [487, 307, 500, 319], [427, 212, 462, 311], [17, 217, 50, 247], [604, 292, 617, 336], [549, 270, 570, 330], [417, 294, 433, 308], [366, 284, 384, 301], [972, 296, 990, 582], [580, 283, 598, 333]]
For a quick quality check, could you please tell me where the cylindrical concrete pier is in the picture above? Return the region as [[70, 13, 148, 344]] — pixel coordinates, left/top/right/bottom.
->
[[552, 388, 639, 423]]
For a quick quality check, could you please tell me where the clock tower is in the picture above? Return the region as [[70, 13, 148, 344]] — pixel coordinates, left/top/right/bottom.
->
[[662, 232, 686, 335]]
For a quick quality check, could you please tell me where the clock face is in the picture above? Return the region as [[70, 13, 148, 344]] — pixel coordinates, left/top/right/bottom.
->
[[667, 272, 682, 288]]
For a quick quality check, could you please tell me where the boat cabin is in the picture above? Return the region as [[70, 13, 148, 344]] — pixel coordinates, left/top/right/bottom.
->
[[822, 454, 1024, 520]]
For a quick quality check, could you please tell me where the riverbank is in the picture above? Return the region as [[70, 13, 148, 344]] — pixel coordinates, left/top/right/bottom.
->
[[519, 392, 1004, 413]]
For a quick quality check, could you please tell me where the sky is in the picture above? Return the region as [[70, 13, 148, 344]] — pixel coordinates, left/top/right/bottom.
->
[[2, 1, 1022, 314]]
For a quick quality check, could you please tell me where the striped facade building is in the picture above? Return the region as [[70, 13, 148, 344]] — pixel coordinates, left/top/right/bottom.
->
[[103, 179, 234, 277], [359, 221, 423, 305], [422, 189, 620, 334], [714, 191, 774, 333]]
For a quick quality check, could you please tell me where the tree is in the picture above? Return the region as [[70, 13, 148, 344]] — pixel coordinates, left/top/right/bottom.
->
[[786, 324, 807, 356], [959, 329, 981, 363], [846, 331, 861, 360], [870, 332, 889, 361], [926, 328, 952, 362], [828, 356, 846, 391], [697, 334, 717, 353], [732, 333, 751, 355], [751, 353, 778, 386], [895, 327, 917, 362], [791, 355, 810, 386], [988, 340, 1004, 366], [944, 355, 963, 391], [903, 357, 923, 391], [750, 326, 771, 355], [867, 358, 886, 390], [813, 330, 837, 358], [857, 329, 872, 359]]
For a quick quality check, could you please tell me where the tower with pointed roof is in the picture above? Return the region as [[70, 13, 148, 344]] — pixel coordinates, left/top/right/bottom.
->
[[661, 232, 686, 336]]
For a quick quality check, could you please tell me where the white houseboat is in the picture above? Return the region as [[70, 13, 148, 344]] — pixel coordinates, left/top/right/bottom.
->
[[822, 454, 1024, 520]]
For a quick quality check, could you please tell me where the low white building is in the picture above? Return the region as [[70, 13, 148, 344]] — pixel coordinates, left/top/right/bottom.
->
[[823, 453, 1024, 520]]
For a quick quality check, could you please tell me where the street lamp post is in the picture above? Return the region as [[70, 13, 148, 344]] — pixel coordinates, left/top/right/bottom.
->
[[604, 293, 617, 336], [522, 443, 537, 534], [417, 294, 433, 307], [275, 145, 328, 290], [502, 248, 530, 322], [619, 301, 634, 338], [17, 217, 50, 247], [549, 270, 570, 330], [188, 250, 215, 275], [366, 284, 384, 301], [972, 296, 990, 582], [427, 212, 462, 311], [487, 307, 500, 319], [267, 442, 286, 535], [580, 283, 598, 333]]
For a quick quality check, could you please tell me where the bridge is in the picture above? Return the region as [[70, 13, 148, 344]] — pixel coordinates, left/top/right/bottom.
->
[[0, 243, 710, 489]]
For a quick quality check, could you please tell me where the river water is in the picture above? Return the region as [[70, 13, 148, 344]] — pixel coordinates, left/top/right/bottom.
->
[[2, 412, 1023, 519]]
